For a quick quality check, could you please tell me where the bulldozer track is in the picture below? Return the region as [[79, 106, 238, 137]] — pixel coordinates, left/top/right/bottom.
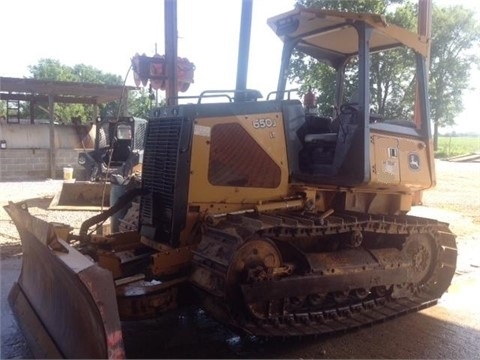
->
[[193, 210, 457, 337], [240, 292, 438, 337], [216, 290, 438, 337]]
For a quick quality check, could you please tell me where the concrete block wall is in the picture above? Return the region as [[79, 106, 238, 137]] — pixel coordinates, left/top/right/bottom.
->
[[0, 148, 86, 181], [0, 149, 49, 181], [55, 148, 85, 179], [0, 123, 92, 182]]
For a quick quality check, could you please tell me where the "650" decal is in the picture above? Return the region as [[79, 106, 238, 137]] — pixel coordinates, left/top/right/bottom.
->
[[252, 118, 277, 129]]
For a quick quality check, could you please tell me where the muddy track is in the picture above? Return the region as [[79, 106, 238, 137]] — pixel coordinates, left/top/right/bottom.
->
[[192, 211, 457, 337]]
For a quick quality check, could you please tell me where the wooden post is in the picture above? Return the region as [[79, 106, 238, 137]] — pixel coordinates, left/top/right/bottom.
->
[[29, 100, 35, 124], [49, 94, 56, 179]]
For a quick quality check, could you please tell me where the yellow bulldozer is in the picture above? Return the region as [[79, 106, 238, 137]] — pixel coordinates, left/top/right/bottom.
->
[[5, 8, 456, 359]]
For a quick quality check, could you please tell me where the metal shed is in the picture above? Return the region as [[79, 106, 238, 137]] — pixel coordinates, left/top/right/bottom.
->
[[0, 77, 136, 178]]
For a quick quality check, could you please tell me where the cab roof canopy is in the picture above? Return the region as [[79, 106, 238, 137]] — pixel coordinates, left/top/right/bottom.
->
[[267, 8, 428, 68]]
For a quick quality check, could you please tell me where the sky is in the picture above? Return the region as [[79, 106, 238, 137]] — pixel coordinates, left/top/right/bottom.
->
[[1, 0, 479, 133], [0, 0, 295, 97]]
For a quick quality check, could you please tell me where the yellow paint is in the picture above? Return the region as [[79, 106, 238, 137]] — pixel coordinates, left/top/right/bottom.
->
[[369, 131, 433, 191], [188, 111, 289, 212]]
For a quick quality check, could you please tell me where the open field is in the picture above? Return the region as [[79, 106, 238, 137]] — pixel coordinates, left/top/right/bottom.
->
[[436, 135, 480, 158]]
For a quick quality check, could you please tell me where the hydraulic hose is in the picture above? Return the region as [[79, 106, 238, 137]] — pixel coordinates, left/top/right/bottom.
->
[[79, 187, 147, 240]]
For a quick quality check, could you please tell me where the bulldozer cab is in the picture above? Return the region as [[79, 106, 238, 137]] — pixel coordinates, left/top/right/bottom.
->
[[78, 116, 147, 181], [140, 10, 436, 248], [268, 9, 435, 191]]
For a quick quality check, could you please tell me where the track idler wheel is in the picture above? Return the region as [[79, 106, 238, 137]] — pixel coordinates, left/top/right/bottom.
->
[[411, 229, 457, 298], [402, 233, 436, 285], [226, 237, 282, 319], [398, 231, 456, 299]]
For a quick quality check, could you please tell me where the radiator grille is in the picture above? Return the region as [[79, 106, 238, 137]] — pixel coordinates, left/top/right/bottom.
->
[[141, 117, 183, 232]]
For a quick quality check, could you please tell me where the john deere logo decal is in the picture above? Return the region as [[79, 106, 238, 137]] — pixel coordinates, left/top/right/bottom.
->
[[408, 153, 420, 171]]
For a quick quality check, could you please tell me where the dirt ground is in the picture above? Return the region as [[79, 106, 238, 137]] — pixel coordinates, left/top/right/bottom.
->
[[0, 180, 99, 259]]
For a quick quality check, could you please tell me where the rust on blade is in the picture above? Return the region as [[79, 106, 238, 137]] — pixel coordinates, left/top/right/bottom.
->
[[5, 202, 125, 359]]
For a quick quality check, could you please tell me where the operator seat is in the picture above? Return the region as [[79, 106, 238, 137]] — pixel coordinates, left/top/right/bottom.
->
[[299, 114, 337, 170]]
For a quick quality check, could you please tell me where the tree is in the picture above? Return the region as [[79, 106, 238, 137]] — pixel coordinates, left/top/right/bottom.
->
[[27, 59, 154, 123], [429, 5, 480, 149], [297, 0, 400, 13], [292, 0, 480, 150], [128, 87, 164, 119], [29, 59, 76, 82], [291, 0, 414, 117]]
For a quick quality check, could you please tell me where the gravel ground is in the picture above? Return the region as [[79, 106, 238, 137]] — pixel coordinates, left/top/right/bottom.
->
[[1, 159, 479, 262], [0, 180, 101, 259]]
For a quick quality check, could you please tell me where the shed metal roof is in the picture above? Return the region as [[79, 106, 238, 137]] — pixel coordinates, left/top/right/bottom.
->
[[0, 77, 136, 104]]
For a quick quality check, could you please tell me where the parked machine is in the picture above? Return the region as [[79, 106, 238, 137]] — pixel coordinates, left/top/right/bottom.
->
[[78, 116, 147, 182], [6, 8, 456, 359], [47, 116, 147, 211]]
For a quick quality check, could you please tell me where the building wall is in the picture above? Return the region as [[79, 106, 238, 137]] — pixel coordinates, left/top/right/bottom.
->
[[0, 123, 93, 181], [0, 148, 88, 181]]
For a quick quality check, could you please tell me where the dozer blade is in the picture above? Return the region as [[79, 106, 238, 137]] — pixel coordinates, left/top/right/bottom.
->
[[5, 202, 125, 359], [48, 181, 111, 211]]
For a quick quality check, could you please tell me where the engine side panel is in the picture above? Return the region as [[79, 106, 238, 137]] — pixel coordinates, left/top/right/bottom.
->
[[188, 101, 290, 209], [369, 129, 434, 191]]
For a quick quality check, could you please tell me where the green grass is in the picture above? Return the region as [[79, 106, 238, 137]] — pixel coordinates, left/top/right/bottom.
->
[[435, 136, 480, 158]]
